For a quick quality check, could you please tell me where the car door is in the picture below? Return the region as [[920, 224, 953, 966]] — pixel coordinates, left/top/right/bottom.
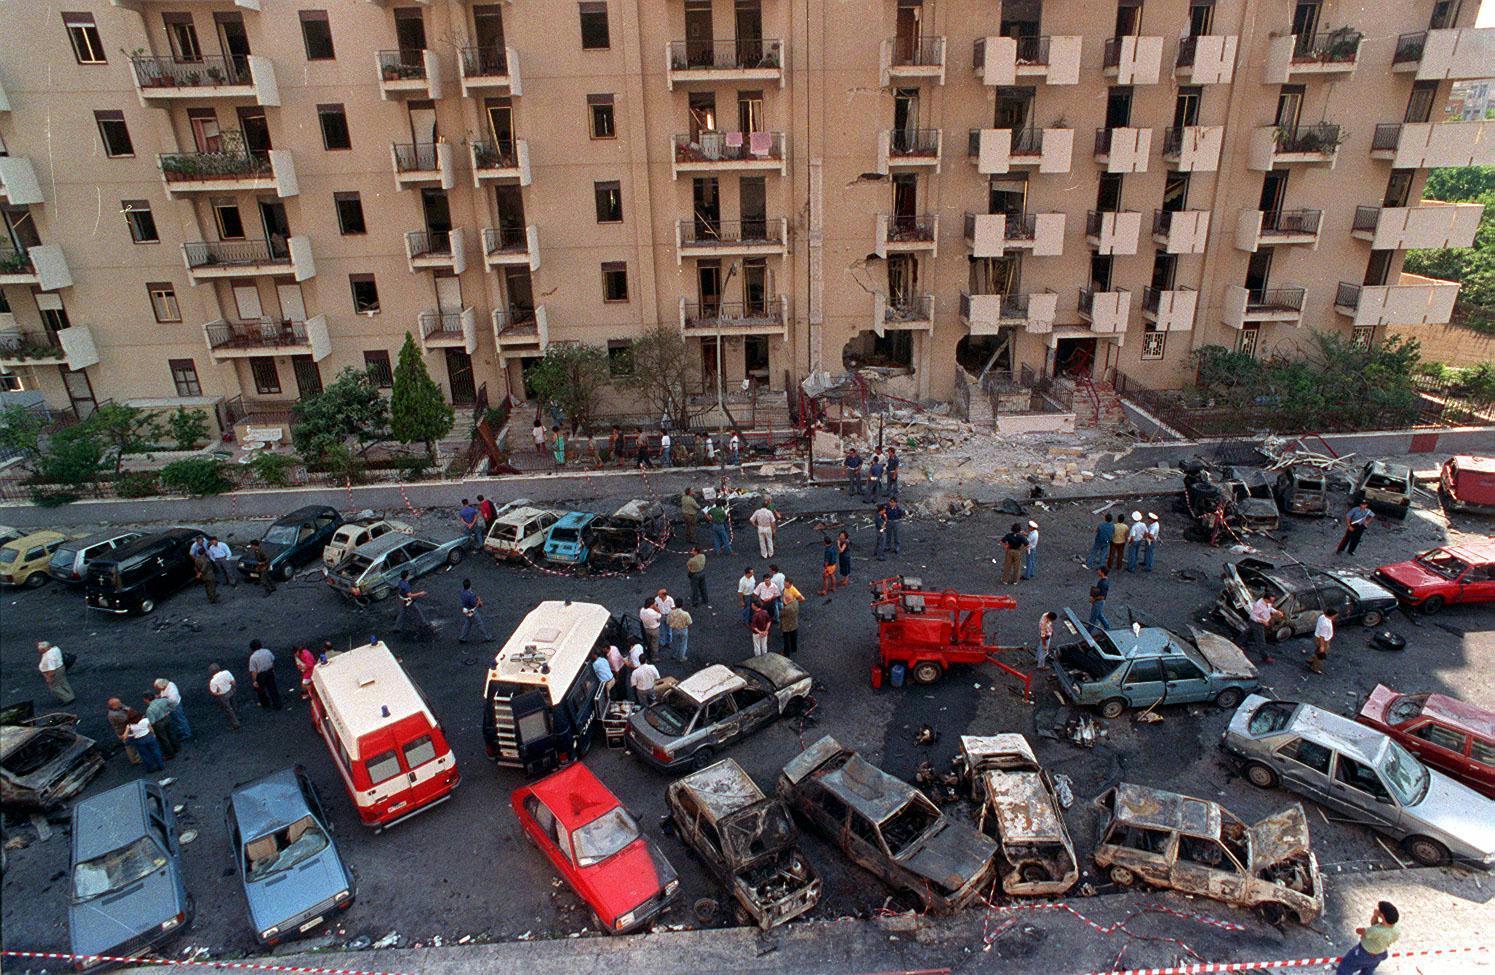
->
[[1119, 658, 1166, 707], [1161, 656, 1213, 703], [703, 695, 741, 745], [730, 683, 777, 734], [522, 794, 576, 882], [407, 540, 441, 575], [1171, 834, 1248, 902], [1404, 720, 1471, 782], [1327, 753, 1401, 830], [1271, 738, 1335, 804], [1286, 588, 1323, 633], [1101, 822, 1174, 886], [846, 808, 896, 883], [1454, 563, 1495, 605]]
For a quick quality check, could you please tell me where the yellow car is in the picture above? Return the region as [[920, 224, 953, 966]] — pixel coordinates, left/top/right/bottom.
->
[[1, 530, 69, 588]]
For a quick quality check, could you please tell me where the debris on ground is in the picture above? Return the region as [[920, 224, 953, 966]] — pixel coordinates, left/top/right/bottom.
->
[[370, 931, 401, 950], [1052, 773, 1075, 809], [1064, 716, 1103, 748]]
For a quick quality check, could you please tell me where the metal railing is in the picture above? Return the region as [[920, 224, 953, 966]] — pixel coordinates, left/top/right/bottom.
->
[[1334, 282, 1362, 309], [492, 309, 539, 339], [1161, 126, 1189, 155], [888, 128, 940, 156], [0, 240, 33, 274], [483, 226, 528, 255], [419, 310, 466, 340], [1290, 28, 1362, 63], [377, 49, 428, 80], [1393, 31, 1427, 64], [672, 131, 785, 162], [1094, 128, 1119, 155], [1142, 285, 1194, 314], [206, 319, 308, 350], [1176, 35, 1200, 67], [1103, 36, 1132, 68], [969, 127, 1044, 156], [1351, 206, 1382, 233], [886, 213, 937, 242], [667, 38, 783, 70], [159, 149, 271, 182], [973, 35, 1051, 67], [682, 297, 785, 327], [0, 330, 64, 360], [964, 211, 1036, 241], [1078, 287, 1097, 317], [460, 46, 508, 77], [406, 230, 454, 259], [1273, 123, 1341, 154], [1150, 209, 1177, 235], [1261, 209, 1322, 236], [183, 238, 288, 268], [393, 142, 441, 172], [472, 138, 520, 169], [1371, 123, 1403, 152], [1245, 287, 1306, 312], [130, 54, 248, 88], [884, 294, 934, 323], [889, 35, 944, 67], [678, 218, 782, 246]]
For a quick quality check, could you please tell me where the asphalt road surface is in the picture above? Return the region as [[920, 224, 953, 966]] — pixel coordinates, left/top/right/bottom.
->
[[2, 482, 1490, 961]]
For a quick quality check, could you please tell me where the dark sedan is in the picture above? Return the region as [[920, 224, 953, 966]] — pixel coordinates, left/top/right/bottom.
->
[[1217, 557, 1398, 643], [237, 505, 343, 582]]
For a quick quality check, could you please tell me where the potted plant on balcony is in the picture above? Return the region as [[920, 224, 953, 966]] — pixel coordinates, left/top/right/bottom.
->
[[1320, 26, 1360, 63], [205, 64, 225, 84], [383, 63, 402, 81]]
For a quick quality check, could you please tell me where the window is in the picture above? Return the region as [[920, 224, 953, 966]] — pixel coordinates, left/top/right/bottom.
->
[[848, 812, 881, 848], [1411, 723, 1467, 754], [162, 13, 202, 62], [1334, 755, 1392, 801], [1121, 659, 1164, 685], [402, 734, 438, 769], [1161, 657, 1204, 681], [579, 2, 610, 49], [1473, 739, 1494, 766], [334, 192, 366, 234], [168, 359, 202, 397], [122, 201, 159, 244], [64, 12, 106, 64], [1108, 823, 1170, 855], [299, 10, 335, 60], [594, 180, 622, 222], [94, 111, 134, 158], [318, 104, 352, 150], [363, 350, 393, 387], [1141, 331, 1166, 360], [248, 357, 282, 395], [213, 200, 246, 240], [350, 274, 380, 314], [588, 93, 616, 139], [601, 261, 629, 302], [1277, 738, 1332, 774], [364, 749, 402, 785], [147, 283, 180, 323], [607, 340, 633, 376]]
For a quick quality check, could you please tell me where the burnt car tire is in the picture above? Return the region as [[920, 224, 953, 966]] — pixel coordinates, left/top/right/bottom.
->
[[1419, 596, 1445, 615], [1261, 903, 1302, 927], [1019, 863, 1053, 884], [447, 548, 465, 566], [1214, 687, 1245, 710], [1243, 761, 1279, 789], [911, 661, 942, 685], [1403, 836, 1450, 867], [1098, 698, 1128, 720], [1360, 609, 1385, 628], [689, 747, 716, 772], [1108, 865, 1135, 886], [1272, 624, 1294, 643]]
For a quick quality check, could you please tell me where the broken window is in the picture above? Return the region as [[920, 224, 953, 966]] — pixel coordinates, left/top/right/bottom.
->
[[880, 801, 938, 855], [1178, 835, 1236, 871], [848, 811, 881, 848], [1277, 738, 1331, 774], [842, 330, 914, 371], [1334, 755, 1391, 801], [1107, 824, 1169, 855]]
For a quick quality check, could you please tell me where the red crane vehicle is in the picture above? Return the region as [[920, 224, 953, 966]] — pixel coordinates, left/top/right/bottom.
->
[[869, 577, 1031, 698]]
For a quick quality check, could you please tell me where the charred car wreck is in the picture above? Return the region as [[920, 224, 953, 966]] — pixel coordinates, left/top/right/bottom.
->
[[1, 714, 106, 810], [589, 501, 670, 573], [959, 735, 1078, 896]]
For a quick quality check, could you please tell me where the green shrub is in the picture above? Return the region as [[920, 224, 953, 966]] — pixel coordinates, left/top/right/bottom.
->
[[321, 443, 367, 486], [28, 487, 79, 507], [116, 471, 160, 498], [249, 451, 298, 487], [394, 454, 435, 480], [167, 407, 211, 451], [159, 457, 232, 496]]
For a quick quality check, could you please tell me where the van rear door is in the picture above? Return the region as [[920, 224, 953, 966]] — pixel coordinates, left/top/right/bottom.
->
[[510, 690, 557, 774]]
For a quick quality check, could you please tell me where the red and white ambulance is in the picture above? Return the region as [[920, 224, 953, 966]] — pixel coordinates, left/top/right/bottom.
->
[[308, 641, 459, 830]]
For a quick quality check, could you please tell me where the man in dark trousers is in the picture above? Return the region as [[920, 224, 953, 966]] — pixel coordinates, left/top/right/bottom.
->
[[193, 548, 219, 603], [457, 578, 495, 643], [247, 540, 276, 595], [844, 448, 864, 497], [1000, 522, 1029, 585], [247, 640, 282, 711], [1336, 500, 1375, 555], [686, 547, 709, 606], [394, 570, 432, 638]]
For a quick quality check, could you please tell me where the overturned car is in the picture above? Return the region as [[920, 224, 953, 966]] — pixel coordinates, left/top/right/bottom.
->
[[1093, 782, 1323, 925], [666, 758, 821, 929], [1, 714, 106, 810], [959, 735, 1078, 896]]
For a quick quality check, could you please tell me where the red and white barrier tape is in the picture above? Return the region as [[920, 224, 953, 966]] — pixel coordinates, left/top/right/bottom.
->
[[1070, 943, 1489, 975], [988, 901, 1245, 936], [395, 482, 422, 520], [0, 950, 416, 975]]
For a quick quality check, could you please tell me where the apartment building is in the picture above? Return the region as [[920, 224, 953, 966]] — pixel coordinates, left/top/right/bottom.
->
[[0, 0, 1490, 424]]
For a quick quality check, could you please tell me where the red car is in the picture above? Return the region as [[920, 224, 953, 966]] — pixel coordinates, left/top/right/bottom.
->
[[1357, 685, 1495, 799], [1373, 539, 1495, 613], [511, 763, 678, 934]]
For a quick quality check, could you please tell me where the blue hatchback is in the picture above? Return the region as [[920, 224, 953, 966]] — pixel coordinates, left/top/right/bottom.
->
[[544, 511, 598, 565]]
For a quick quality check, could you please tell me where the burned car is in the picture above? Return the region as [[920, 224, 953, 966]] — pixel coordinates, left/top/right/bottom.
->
[[1217, 557, 1398, 642], [1354, 460, 1415, 520], [1274, 465, 1331, 517], [1, 714, 105, 810], [1093, 783, 1323, 925], [778, 735, 998, 912], [666, 758, 821, 929], [1220, 467, 1281, 531], [958, 735, 1078, 896], [589, 500, 669, 572]]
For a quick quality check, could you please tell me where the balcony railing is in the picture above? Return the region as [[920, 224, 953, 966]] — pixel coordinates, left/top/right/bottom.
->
[[1078, 287, 1098, 317], [130, 54, 248, 88], [1151, 209, 1180, 235], [472, 139, 521, 169], [1141, 286, 1164, 314], [672, 131, 785, 163], [1392, 31, 1427, 64], [0, 241, 34, 274], [377, 49, 428, 81], [1094, 128, 1117, 155], [678, 218, 782, 246], [483, 225, 528, 256], [1262, 209, 1323, 236], [683, 298, 785, 327], [1351, 206, 1381, 234], [1013, 35, 1050, 65], [0, 330, 64, 361], [667, 38, 783, 70], [1102, 36, 1128, 68], [393, 142, 441, 172], [968, 127, 1044, 157], [183, 238, 288, 268], [1371, 123, 1402, 152], [887, 214, 937, 242], [964, 211, 1037, 242], [206, 319, 307, 351], [1161, 127, 1187, 155], [888, 128, 940, 157], [159, 150, 271, 182], [1175, 35, 1201, 67], [406, 230, 454, 259], [1335, 282, 1362, 309], [890, 36, 944, 67], [884, 294, 934, 323], [1290, 28, 1362, 64], [1246, 287, 1306, 312], [419, 310, 466, 340], [1274, 123, 1341, 154], [459, 46, 508, 77]]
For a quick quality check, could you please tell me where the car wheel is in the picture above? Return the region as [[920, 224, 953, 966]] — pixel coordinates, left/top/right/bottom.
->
[[1214, 687, 1244, 710], [911, 661, 942, 685], [1261, 903, 1300, 927], [689, 748, 716, 772], [1019, 863, 1053, 884], [138, 598, 156, 616], [24, 572, 48, 589], [1098, 698, 1127, 720], [1420, 595, 1445, 615], [1243, 761, 1279, 789], [576, 725, 595, 757], [447, 548, 465, 566], [1403, 836, 1450, 867], [1108, 865, 1135, 886], [278, 563, 295, 582], [1272, 624, 1294, 643], [1360, 609, 1384, 628]]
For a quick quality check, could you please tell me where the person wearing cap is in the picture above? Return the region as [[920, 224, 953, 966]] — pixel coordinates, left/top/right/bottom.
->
[[1142, 512, 1161, 572], [1022, 520, 1040, 580], [1124, 511, 1147, 572]]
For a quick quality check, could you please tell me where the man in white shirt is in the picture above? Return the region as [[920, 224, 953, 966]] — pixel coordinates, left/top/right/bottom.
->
[[1311, 610, 1337, 674], [638, 599, 663, 654], [653, 589, 676, 652], [206, 536, 238, 587], [36, 641, 73, 704], [1143, 513, 1161, 572], [1124, 512, 1148, 572], [1022, 520, 1040, 580], [660, 430, 673, 467], [1247, 595, 1283, 665], [630, 654, 661, 705], [753, 575, 780, 624], [729, 432, 742, 465], [749, 502, 777, 558], [737, 567, 756, 626], [154, 678, 192, 741], [247, 640, 282, 711], [208, 663, 240, 730]]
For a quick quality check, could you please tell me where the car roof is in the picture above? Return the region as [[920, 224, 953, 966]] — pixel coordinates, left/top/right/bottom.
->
[[960, 733, 1038, 767], [1446, 454, 1495, 473], [677, 665, 747, 705], [672, 759, 765, 825], [491, 601, 614, 705], [350, 531, 415, 559], [1366, 460, 1411, 478], [1440, 539, 1495, 563], [311, 642, 435, 758], [982, 769, 1064, 842], [610, 499, 661, 521], [9, 530, 66, 546], [526, 761, 620, 830], [103, 528, 204, 560], [59, 530, 140, 549], [73, 781, 150, 859], [1420, 694, 1495, 742], [554, 511, 597, 528], [1287, 701, 1390, 763], [820, 753, 918, 824], [1097, 625, 1188, 659], [229, 767, 310, 839], [734, 652, 808, 689], [277, 505, 338, 524], [1110, 782, 1220, 838], [496, 506, 552, 525]]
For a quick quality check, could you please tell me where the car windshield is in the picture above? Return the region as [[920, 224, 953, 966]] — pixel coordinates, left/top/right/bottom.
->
[[495, 524, 523, 542], [1414, 550, 1469, 580], [551, 529, 579, 543], [262, 524, 301, 545], [0, 547, 18, 563], [1379, 740, 1429, 806], [882, 800, 941, 856], [572, 807, 639, 866], [72, 837, 166, 901], [644, 695, 695, 736], [1365, 474, 1406, 491], [244, 816, 330, 882], [1386, 695, 1426, 723]]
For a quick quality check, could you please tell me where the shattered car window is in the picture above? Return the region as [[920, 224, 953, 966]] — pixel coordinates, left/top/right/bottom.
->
[[1414, 550, 1468, 580], [644, 694, 696, 736], [2, 731, 71, 775], [573, 807, 640, 866], [245, 816, 330, 882], [1378, 740, 1429, 806], [1248, 701, 1297, 736], [550, 529, 580, 543], [1386, 695, 1426, 724], [880, 801, 939, 856], [262, 524, 301, 545], [73, 837, 167, 901]]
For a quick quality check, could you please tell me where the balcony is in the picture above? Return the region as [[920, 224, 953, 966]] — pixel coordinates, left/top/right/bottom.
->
[[459, 46, 520, 97], [1140, 287, 1197, 332], [1093, 127, 1151, 173], [470, 139, 531, 187], [493, 307, 548, 354], [1370, 121, 1493, 168], [1235, 209, 1323, 250], [964, 211, 1064, 258], [672, 131, 786, 178], [1247, 124, 1341, 169], [959, 290, 1059, 335], [376, 49, 442, 100], [875, 213, 938, 258], [967, 127, 1073, 174], [1263, 29, 1363, 83], [404, 229, 467, 274], [1102, 35, 1164, 84], [418, 307, 477, 354], [158, 148, 296, 198], [666, 38, 784, 88], [0, 326, 98, 370], [680, 297, 788, 336], [881, 36, 945, 86], [1222, 285, 1306, 328], [1077, 288, 1131, 334], [1086, 210, 1144, 255], [675, 218, 787, 263], [877, 129, 941, 174], [1351, 202, 1484, 249], [0, 155, 42, 205], [392, 142, 455, 190], [1333, 274, 1459, 327], [182, 236, 313, 283], [1161, 125, 1223, 171], [0, 243, 72, 291], [203, 316, 329, 362], [1173, 35, 1238, 84], [972, 35, 1081, 86], [129, 55, 279, 106], [483, 225, 541, 271], [1149, 209, 1210, 255], [872, 293, 934, 335], [1393, 28, 1495, 80]]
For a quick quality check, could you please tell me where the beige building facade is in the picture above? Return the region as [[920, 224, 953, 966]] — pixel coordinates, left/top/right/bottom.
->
[[0, 0, 1490, 422]]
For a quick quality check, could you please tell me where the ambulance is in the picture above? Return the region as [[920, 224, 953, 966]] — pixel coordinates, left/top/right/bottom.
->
[[309, 641, 459, 830]]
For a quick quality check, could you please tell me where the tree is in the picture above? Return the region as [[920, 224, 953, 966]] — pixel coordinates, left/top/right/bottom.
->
[[0, 405, 48, 472], [390, 332, 454, 458], [523, 342, 610, 434], [1421, 165, 1495, 202], [626, 326, 707, 428], [1405, 166, 1495, 335], [167, 407, 210, 450], [293, 366, 392, 461], [34, 423, 106, 498], [87, 403, 162, 479]]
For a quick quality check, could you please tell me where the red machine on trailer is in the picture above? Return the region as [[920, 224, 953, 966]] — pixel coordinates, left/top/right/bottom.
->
[[869, 577, 1030, 697]]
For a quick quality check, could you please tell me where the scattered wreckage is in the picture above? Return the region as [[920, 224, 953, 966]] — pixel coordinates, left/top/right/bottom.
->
[[0, 712, 106, 810], [959, 735, 1078, 896], [1178, 461, 1280, 540], [1216, 558, 1398, 642]]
